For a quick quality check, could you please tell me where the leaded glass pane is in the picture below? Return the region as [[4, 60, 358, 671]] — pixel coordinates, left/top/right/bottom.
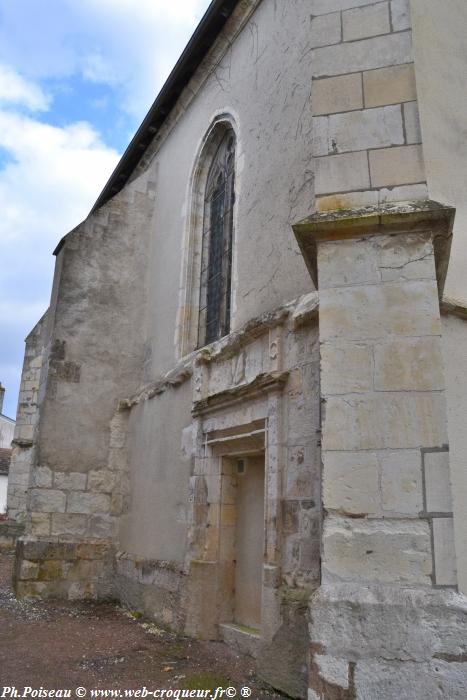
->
[[198, 131, 235, 347]]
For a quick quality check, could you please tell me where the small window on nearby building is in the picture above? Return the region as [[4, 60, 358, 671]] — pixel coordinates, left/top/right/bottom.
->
[[198, 130, 236, 347]]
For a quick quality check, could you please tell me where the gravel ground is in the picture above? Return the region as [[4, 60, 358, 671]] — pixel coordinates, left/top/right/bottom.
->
[[0, 551, 287, 699]]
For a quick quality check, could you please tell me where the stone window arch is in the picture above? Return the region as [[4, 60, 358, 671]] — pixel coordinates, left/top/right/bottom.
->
[[176, 117, 237, 357]]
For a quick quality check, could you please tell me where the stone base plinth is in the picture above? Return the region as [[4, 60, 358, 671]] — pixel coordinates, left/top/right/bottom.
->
[[220, 623, 261, 658], [14, 537, 115, 600], [309, 583, 467, 699], [114, 551, 186, 632], [0, 520, 25, 552]]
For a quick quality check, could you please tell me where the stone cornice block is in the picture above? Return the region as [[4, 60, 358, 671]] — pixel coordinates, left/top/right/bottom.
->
[[292, 200, 455, 297], [441, 296, 467, 321], [192, 370, 289, 417], [11, 438, 33, 448]]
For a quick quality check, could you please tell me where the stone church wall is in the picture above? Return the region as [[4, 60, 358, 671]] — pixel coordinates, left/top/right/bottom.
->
[[8, 0, 467, 698], [11, 6, 324, 693], [114, 297, 320, 698], [134, 0, 317, 381]]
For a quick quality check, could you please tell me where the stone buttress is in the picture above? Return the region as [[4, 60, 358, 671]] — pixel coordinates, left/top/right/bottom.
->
[[294, 202, 467, 699], [292, 4, 467, 694]]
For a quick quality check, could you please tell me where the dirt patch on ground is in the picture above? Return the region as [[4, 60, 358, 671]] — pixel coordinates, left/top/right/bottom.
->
[[0, 551, 287, 698]]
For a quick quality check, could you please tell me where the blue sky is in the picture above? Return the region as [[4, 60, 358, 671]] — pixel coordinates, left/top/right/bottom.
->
[[0, 0, 211, 418]]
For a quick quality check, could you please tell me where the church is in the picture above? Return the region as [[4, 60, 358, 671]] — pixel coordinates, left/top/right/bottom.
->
[[6, 0, 467, 697]]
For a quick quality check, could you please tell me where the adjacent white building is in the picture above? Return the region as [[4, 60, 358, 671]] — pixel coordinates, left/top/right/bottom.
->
[[0, 450, 10, 514], [0, 383, 15, 513], [0, 384, 15, 449]]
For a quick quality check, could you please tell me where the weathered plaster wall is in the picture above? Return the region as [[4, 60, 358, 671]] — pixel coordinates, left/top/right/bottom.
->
[[12, 0, 322, 617], [17, 175, 154, 554], [12, 176, 155, 599], [139, 0, 316, 379], [36, 185, 150, 476], [119, 381, 193, 563], [113, 0, 322, 617]]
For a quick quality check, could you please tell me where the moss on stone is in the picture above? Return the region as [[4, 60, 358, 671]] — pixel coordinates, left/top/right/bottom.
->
[[280, 585, 311, 604], [184, 672, 232, 691]]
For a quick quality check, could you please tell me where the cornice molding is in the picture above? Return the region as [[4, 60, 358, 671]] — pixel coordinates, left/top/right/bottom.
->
[[293, 200, 455, 298]]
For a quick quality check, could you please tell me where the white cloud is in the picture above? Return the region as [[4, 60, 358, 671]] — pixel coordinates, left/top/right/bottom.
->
[[83, 0, 204, 23], [0, 64, 50, 111], [0, 0, 211, 120], [0, 105, 120, 415], [75, 0, 212, 117], [0, 106, 119, 329], [82, 52, 119, 85], [0, 110, 119, 244], [0, 0, 211, 416]]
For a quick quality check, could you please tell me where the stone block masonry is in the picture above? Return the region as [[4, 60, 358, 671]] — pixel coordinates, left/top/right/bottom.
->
[[310, 0, 426, 211], [312, 32, 412, 78], [342, 3, 391, 41], [292, 201, 466, 699], [24, 408, 130, 545], [312, 105, 405, 156], [369, 144, 424, 187], [317, 221, 450, 583], [312, 74, 363, 116], [14, 539, 115, 600], [12, 407, 132, 600], [363, 63, 417, 107], [310, 0, 394, 14], [309, 584, 467, 700], [313, 208, 455, 588]]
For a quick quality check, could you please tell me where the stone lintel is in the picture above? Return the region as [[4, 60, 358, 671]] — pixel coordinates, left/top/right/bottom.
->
[[11, 438, 34, 448], [192, 370, 289, 416], [208, 430, 265, 456], [292, 200, 455, 297]]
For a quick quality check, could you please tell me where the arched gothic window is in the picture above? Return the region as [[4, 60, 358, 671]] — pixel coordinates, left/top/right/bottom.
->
[[198, 130, 236, 347]]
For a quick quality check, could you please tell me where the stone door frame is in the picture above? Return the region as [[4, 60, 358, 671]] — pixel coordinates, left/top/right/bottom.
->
[[186, 381, 286, 643]]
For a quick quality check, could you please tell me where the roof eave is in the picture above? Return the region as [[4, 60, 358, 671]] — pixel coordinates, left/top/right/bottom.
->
[[90, 0, 239, 214]]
